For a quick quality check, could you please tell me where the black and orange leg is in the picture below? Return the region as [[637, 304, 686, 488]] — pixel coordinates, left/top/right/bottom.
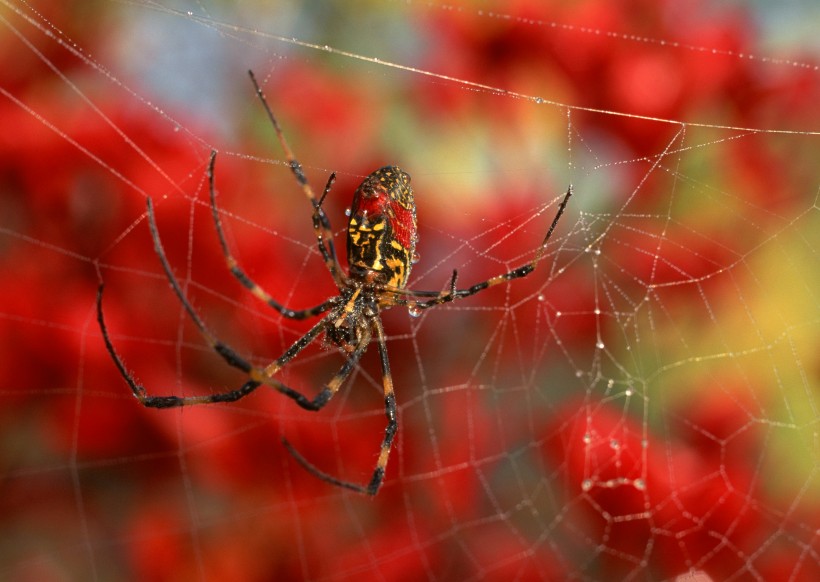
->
[[387, 184, 573, 311], [99, 272, 365, 414], [263, 313, 372, 411], [97, 197, 358, 408], [208, 150, 337, 319], [142, 195, 364, 409], [96, 282, 261, 409], [283, 316, 396, 496], [247, 70, 345, 287]]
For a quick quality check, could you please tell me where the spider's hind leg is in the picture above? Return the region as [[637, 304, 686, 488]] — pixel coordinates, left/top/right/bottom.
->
[[208, 151, 336, 320], [247, 70, 346, 286]]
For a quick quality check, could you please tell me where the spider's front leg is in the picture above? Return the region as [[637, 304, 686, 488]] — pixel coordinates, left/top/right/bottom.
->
[[283, 314, 396, 496], [262, 308, 372, 412], [99, 197, 354, 412], [96, 283, 263, 409], [99, 275, 361, 417]]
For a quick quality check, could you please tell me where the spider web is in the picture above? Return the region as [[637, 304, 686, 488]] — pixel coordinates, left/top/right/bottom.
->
[[1, 0, 818, 580]]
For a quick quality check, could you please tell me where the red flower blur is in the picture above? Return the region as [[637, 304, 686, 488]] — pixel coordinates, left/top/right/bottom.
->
[[1, 0, 817, 580]]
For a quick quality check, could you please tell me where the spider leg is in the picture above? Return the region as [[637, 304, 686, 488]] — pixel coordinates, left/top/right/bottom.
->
[[96, 283, 261, 408], [95, 198, 295, 408], [146, 198, 253, 374], [208, 150, 336, 319], [149, 196, 374, 407], [264, 307, 372, 411], [247, 70, 346, 287], [365, 316, 398, 495], [313, 171, 340, 270], [387, 185, 573, 310], [146, 196, 268, 375], [99, 262, 359, 413], [283, 315, 396, 496]]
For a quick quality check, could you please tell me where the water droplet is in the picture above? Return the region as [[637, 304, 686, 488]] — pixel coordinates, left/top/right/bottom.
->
[[537, 294, 545, 302], [581, 479, 593, 491], [407, 306, 423, 318], [582, 433, 592, 444], [344, 208, 351, 217], [596, 341, 605, 349], [633, 478, 646, 490], [411, 252, 420, 264]]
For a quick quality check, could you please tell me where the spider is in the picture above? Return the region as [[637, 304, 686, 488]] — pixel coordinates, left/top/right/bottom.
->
[[96, 70, 572, 496]]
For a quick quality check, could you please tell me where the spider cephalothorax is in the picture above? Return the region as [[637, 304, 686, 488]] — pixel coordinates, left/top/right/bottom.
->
[[96, 70, 572, 496], [323, 287, 376, 353]]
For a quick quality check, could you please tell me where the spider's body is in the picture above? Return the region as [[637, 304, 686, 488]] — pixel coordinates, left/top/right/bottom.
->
[[323, 165, 416, 354], [96, 70, 572, 496], [347, 166, 417, 289], [323, 286, 375, 354]]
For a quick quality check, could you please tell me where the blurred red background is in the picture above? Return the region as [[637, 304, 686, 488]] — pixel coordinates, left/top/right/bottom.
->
[[1, 0, 818, 580]]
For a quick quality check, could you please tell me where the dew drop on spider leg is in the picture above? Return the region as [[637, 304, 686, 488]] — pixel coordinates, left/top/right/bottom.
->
[[411, 252, 420, 264], [345, 207, 351, 217], [407, 305, 423, 318]]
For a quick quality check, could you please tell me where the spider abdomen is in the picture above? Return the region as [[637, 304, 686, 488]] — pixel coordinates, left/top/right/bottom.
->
[[347, 166, 417, 289]]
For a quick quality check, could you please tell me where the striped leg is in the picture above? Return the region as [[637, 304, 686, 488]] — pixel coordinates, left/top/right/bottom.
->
[[386, 185, 573, 311], [96, 283, 261, 409], [208, 150, 336, 319], [98, 274, 362, 413], [247, 70, 346, 287], [98, 197, 361, 409], [283, 315, 396, 496]]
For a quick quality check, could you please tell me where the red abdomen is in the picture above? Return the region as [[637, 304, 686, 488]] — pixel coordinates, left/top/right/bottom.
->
[[347, 167, 417, 288]]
